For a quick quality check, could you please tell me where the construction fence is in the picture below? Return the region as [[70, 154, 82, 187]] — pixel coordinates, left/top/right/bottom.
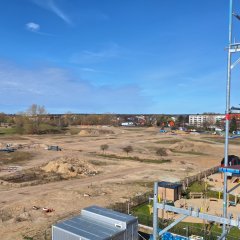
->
[[181, 166, 219, 189], [108, 191, 152, 214], [109, 166, 220, 214]]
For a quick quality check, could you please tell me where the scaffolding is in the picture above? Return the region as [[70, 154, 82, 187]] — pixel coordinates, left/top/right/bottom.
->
[[152, 1, 240, 239]]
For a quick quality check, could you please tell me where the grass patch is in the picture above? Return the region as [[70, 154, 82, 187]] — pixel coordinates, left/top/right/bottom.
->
[[132, 203, 150, 216], [174, 222, 240, 239], [171, 150, 208, 156], [202, 137, 225, 144], [38, 123, 63, 134], [154, 139, 182, 144], [96, 154, 172, 164], [185, 138, 216, 144], [203, 136, 240, 145], [23, 237, 33, 240], [0, 127, 18, 135], [0, 151, 33, 164], [188, 181, 237, 201], [189, 181, 206, 192]]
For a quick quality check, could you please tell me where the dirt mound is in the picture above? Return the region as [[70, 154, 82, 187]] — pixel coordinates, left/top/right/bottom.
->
[[28, 143, 48, 149], [170, 141, 212, 153], [78, 128, 114, 137], [41, 156, 98, 177]]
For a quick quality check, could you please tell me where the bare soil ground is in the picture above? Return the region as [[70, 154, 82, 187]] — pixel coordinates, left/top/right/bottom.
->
[[0, 127, 238, 239]]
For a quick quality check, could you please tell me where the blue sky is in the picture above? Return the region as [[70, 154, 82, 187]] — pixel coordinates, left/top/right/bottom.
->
[[0, 0, 239, 114]]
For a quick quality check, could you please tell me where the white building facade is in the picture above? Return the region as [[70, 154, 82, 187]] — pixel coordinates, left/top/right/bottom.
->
[[189, 114, 224, 127]]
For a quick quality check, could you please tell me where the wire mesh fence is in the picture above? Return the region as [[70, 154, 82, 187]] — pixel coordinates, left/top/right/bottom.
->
[[108, 191, 153, 214]]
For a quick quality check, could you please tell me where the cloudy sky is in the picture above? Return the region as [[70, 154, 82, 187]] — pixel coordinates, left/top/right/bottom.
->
[[0, 0, 240, 114]]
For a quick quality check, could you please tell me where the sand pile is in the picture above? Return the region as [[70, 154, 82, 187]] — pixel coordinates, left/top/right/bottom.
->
[[41, 156, 98, 177], [79, 129, 93, 136], [170, 141, 212, 153], [78, 128, 114, 137]]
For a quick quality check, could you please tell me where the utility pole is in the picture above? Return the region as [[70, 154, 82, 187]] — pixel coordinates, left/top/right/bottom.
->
[[222, 0, 233, 238], [153, 182, 159, 240]]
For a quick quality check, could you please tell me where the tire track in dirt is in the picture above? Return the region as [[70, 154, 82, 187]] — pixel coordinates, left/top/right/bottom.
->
[[0, 166, 144, 206]]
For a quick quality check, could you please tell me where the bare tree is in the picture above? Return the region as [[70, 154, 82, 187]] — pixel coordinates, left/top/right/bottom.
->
[[122, 145, 133, 156], [100, 144, 109, 154], [27, 104, 38, 116], [37, 105, 47, 115], [27, 104, 47, 116]]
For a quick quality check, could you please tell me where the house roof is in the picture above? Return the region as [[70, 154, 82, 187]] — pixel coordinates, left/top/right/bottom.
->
[[158, 181, 182, 189]]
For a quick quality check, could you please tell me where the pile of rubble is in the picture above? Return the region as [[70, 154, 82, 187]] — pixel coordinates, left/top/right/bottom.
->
[[41, 156, 98, 178]]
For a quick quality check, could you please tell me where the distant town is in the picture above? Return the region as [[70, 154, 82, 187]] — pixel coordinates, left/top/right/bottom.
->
[[1, 107, 239, 134]]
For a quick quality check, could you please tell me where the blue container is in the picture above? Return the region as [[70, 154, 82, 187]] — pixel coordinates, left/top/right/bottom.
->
[[149, 231, 187, 240]]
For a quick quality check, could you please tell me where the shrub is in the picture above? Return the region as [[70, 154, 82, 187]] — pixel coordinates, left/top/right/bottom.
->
[[123, 145, 133, 156], [156, 148, 168, 156], [100, 144, 109, 154]]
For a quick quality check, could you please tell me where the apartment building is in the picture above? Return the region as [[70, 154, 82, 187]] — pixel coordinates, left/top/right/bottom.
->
[[189, 115, 207, 127], [189, 114, 224, 127]]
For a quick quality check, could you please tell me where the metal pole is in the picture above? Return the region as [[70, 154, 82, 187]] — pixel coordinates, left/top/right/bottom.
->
[[223, 0, 233, 238], [218, 226, 233, 240], [158, 215, 188, 236], [127, 201, 130, 214], [153, 182, 159, 240], [156, 203, 239, 226]]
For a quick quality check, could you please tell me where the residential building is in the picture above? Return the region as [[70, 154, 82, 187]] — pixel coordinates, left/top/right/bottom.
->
[[189, 115, 208, 127], [189, 114, 224, 127]]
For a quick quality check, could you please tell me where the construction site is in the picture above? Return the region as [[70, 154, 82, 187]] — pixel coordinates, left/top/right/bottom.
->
[[1, 1, 240, 240], [0, 125, 239, 239]]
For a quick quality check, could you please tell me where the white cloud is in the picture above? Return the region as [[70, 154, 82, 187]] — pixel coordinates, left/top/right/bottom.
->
[[31, 0, 72, 25], [25, 22, 54, 36], [49, 1, 72, 25], [26, 22, 40, 32], [0, 61, 151, 113]]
